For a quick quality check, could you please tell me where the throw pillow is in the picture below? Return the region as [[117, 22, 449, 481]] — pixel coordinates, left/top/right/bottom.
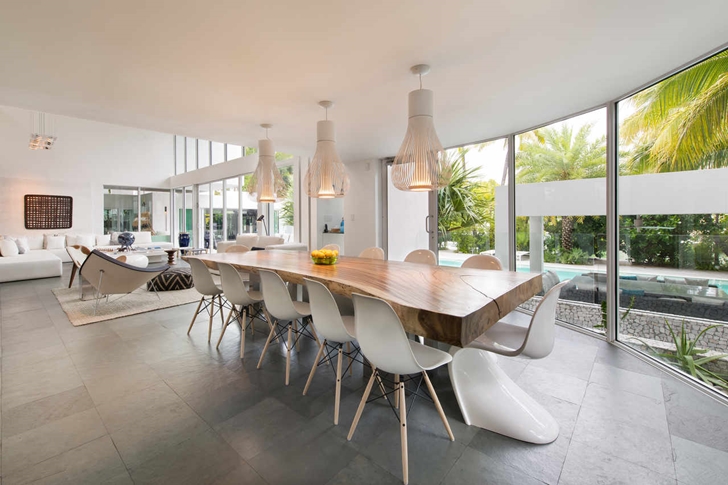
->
[[15, 237, 30, 254], [0, 240, 19, 257], [27, 235, 44, 250], [96, 234, 111, 246], [44, 234, 66, 250]]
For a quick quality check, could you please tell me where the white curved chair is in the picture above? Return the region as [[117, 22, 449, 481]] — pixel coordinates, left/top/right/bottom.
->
[[403, 249, 436, 266], [348, 293, 454, 485], [216, 262, 264, 359], [66, 245, 91, 288], [257, 270, 320, 385], [321, 244, 340, 252], [449, 280, 569, 445], [461, 254, 503, 271], [358, 247, 385, 260], [302, 278, 359, 424], [187, 257, 226, 343], [224, 244, 250, 254]]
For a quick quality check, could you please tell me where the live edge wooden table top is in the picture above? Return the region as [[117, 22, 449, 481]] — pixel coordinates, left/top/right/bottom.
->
[[190, 251, 542, 347]]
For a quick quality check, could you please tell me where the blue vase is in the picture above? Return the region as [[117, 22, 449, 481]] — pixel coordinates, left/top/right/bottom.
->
[[178, 233, 190, 248]]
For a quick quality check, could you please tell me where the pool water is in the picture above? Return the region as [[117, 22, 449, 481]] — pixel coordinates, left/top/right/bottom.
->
[[438, 256, 728, 293]]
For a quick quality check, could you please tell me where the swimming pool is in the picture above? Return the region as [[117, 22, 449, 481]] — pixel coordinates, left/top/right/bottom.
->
[[438, 256, 728, 293]]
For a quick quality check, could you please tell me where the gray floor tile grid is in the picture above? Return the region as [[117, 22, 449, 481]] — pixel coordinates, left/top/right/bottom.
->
[[0, 266, 727, 484]]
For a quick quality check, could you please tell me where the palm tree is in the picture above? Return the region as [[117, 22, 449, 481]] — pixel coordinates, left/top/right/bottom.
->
[[621, 49, 728, 173], [438, 147, 491, 235], [517, 124, 606, 251]]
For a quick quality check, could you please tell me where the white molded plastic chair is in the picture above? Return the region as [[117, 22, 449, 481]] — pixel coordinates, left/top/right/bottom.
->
[[461, 254, 503, 271], [302, 278, 359, 424], [257, 270, 321, 385], [224, 244, 250, 253], [187, 257, 227, 343], [322, 244, 340, 252], [358, 247, 385, 260], [216, 262, 264, 359], [449, 280, 569, 445], [468, 281, 568, 358], [404, 249, 436, 266], [348, 293, 454, 485]]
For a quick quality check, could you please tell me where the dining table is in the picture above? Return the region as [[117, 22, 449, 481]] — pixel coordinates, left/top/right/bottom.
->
[[189, 250, 560, 444]]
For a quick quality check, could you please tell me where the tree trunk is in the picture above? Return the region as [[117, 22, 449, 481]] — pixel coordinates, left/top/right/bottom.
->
[[562, 216, 574, 252]]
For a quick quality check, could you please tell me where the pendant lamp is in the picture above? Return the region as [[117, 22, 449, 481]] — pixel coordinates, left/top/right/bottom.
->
[[304, 101, 350, 198], [246, 124, 286, 203], [391, 64, 451, 191]]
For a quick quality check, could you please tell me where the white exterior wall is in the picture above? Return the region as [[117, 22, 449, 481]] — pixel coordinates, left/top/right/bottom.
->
[[0, 104, 174, 236]]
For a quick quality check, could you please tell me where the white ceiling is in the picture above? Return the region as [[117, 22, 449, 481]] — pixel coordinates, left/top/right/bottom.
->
[[0, 1, 726, 162]]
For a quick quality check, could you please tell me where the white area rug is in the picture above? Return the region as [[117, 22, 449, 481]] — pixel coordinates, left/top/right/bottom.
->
[[53, 286, 200, 326]]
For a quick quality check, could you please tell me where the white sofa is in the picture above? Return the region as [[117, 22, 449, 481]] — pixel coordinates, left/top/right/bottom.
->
[[0, 231, 173, 283], [216, 234, 308, 253]]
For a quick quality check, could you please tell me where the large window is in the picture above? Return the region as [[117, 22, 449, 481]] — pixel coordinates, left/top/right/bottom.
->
[[139, 189, 171, 242], [211, 180, 224, 247], [515, 109, 608, 334], [198, 140, 210, 169], [617, 48, 728, 394], [225, 178, 240, 240], [104, 188, 138, 234], [438, 140, 508, 267], [273, 164, 295, 240]]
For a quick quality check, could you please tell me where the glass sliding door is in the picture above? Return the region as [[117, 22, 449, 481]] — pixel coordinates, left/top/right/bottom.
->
[[515, 108, 608, 334], [617, 48, 728, 394], [386, 162, 434, 262], [438, 140, 508, 267], [139, 189, 171, 242], [198, 184, 211, 249], [225, 177, 240, 240], [273, 164, 294, 240], [241, 173, 258, 234], [211, 181, 223, 249], [103, 188, 138, 234]]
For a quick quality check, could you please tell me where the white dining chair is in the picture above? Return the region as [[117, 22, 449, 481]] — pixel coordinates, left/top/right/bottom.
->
[[216, 262, 264, 359], [257, 269, 321, 385], [358, 246, 385, 260], [404, 249, 436, 265], [449, 280, 569, 444], [187, 257, 227, 343], [302, 278, 360, 425], [322, 244, 340, 252], [461, 254, 503, 270], [348, 293, 454, 485]]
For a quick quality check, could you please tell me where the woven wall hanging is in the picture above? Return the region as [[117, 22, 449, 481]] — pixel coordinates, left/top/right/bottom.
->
[[24, 194, 73, 230]]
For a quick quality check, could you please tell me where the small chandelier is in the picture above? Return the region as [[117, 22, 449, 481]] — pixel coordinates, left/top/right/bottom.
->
[[304, 101, 350, 199], [391, 64, 451, 191], [29, 112, 57, 150], [246, 124, 286, 203]]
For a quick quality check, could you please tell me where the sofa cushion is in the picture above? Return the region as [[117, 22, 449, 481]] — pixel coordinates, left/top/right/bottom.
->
[[96, 234, 111, 246], [15, 237, 30, 254], [0, 240, 19, 257], [257, 236, 285, 247], [134, 232, 153, 244], [44, 234, 66, 250], [67, 234, 95, 248], [27, 235, 44, 250], [236, 234, 258, 248], [0, 250, 62, 283]]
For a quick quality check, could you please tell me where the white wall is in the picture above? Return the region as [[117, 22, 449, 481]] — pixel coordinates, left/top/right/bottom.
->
[[0, 104, 174, 236], [343, 159, 381, 257]]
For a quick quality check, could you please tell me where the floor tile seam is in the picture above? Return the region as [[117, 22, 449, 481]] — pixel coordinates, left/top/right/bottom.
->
[[569, 433, 677, 480], [0, 383, 91, 431], [1, 427, 113, 481], [582, 379, 666, 407]]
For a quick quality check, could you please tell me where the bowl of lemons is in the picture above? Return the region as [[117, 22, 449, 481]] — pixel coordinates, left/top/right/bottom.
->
[[311, 248, 339, 265]]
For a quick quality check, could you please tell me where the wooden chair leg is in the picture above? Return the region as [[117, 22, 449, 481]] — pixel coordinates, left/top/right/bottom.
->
[[303, 341, 326, 396], [207, 297, 215, 343], [239, 306, 247, 359], [348, 369, 378, 441], [334, 345, 343, 425], [257, 318, 278, 369], [263, 307, 278, 343], [423, 371, 455, 441], [285, 323, 293, 386], [394, 374, 400, 407], [187, 297, 205, 335], [216, 305, 236, 349], [400, 382, 409, 485], [218, 295, 225, 326], [376, 372, 389, 402], [68, 265, 78, 288], [250, 305, 255, 334]]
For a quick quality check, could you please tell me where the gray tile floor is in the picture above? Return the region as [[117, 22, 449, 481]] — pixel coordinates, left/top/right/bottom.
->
[[1, 266, 728, 484]]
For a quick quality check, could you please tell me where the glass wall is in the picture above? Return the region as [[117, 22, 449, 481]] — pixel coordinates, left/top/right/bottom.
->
[[103, 188, 138, 234], [185, 137, 197, 172], [514, 109, 608, 333], [198, 184, 211, 249], [273, 164, 295, 240], [139, 189, 171, 242], [225, 178, 240, 240], [617, 48, 728, 394], [198, 140, 210, 169], [172, 135, 248, 175], [438, 139, 508, 267], [227, 144, 242, 161], [211, 180, 224, 248], [211, 142, 225, 165]]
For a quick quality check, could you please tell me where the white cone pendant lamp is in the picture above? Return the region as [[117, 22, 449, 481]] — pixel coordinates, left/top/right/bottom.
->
[[246, 124, 286, 203], [391, 64, 451, 192], [304, 101, 350, 199]]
